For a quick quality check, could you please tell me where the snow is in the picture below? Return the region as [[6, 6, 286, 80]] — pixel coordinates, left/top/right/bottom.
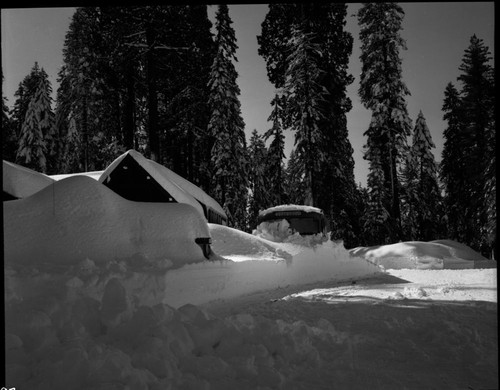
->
[[4, 175, 210, 267], [3, 159, 55, 199], [99, 149, 214, 220], [349, 240, 490, 270], [147, 157, 226, 218], [50, 170, 104, 181], [258, 204, 324, 218], [4, 176, 497, 389]]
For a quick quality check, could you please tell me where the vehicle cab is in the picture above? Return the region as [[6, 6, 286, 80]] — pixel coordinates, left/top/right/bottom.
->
[[254, 205, 329, 241]]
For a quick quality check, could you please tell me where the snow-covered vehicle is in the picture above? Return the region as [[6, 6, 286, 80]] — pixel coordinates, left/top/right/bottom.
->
[[253, 204, 329, 242]]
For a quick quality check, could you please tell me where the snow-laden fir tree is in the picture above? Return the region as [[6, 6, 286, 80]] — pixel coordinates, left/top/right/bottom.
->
[[441, 35, 495, 255], [440, 83, 468, 242], [358, 2, 412, 243], [259, 4, 361, 247], [248, 130, 270, 230], [17, 98, 46, 172], [362, 135, 391, 245], [264, 94, 287, 206], [283, 27, 327, 206], [2, 75, 17, 163], [457, 35, 495, 254], [11, 62, 47, 143], [208, 5, 249, 230], [16, 75, 55, 173], [402, 111, 444, 241]]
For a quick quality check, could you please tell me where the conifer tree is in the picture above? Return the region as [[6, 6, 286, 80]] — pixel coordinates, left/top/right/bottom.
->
[[17, 99, 47, 172], [208, 5, 249, 230], [259, 4, 361, 246], [362, 135, 391, 244], [441, 36, 495, 255], [283, 27, 326, 206], [440, 82, 467, 241], [263, 95, 287, 206], [457, 35, 495, 253], [358, 2, 412, 243], [248, 130, 270, 230], [12, 62, 47, 141], [2, 80, 17, 162], [403, 111, 443, 241], [16, 76, 55, 173]]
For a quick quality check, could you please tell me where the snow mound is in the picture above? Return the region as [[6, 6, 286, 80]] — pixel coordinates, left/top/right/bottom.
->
[[349, 240, 488, 270], [430, 239, 489, 261], [3, 175, 209, 268], [3, 159, 55, 199], [210, 223, 292, 261]]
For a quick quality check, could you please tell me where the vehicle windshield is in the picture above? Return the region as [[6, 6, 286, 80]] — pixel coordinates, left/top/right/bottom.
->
[[289, 217, 320, 235]]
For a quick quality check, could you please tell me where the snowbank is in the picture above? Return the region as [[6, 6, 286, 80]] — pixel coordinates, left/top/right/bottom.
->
[[5, 259, 366, 390], [3, 175, 210, 267], [3, 159, 55, 199], [155, 224, 383, 308], [4, 212, 383, 389], [349, 240, 490, 270]]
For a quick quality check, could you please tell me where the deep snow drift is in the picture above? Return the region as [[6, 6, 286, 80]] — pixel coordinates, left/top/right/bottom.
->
[[3, 159, 55, 199], [350, 240, 491, 270]]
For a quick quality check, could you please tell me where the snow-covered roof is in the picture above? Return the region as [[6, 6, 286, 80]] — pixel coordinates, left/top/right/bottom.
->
[[99, 150, 219, 220], [147, 158, 226, 217], [50, 171, 104, 181], [3, 160, 55, 199], [5, 151, 226, 223], [259, 204, 324, 218]]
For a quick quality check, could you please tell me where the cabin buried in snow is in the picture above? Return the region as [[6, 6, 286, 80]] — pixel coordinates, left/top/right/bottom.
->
[[3, 149, 227, 260]]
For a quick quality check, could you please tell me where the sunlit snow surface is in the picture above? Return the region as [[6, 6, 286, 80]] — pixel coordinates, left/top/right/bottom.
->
[[4, 178, 497, 389], [349, 240, 491, 270]]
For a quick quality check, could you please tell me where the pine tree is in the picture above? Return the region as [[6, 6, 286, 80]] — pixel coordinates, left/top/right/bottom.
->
[[34, 75, 57, 173], [2, 78, 17, 162], [441, 36, 495, 255], [259, 4, 361, 246], [283, 27, 327, 206], [16, 75, 55, 173], [404, 111, 444, 241], [362, 134, 391, 245], [17, 98, 47, 172], [11, 62, 46, 141], [208, 5, 249, 230], [457, 35, 495, 254], [248, 130, 270, 230], [263, 94, 287, 206], [358, 2, 412, 243], [440, 82, 470, 243]]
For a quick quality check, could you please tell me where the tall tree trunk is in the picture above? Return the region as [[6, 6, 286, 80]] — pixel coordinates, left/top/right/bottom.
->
[[124, 63, 135, 150], [82, 95, 88, 172], [146, 25, 160, 162]]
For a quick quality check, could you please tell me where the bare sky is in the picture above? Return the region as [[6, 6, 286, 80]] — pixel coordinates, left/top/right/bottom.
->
[[2, 3, 495, 187]]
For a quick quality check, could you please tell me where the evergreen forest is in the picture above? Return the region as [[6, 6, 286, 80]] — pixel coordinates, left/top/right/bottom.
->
[[2, 4, 496, 257]]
